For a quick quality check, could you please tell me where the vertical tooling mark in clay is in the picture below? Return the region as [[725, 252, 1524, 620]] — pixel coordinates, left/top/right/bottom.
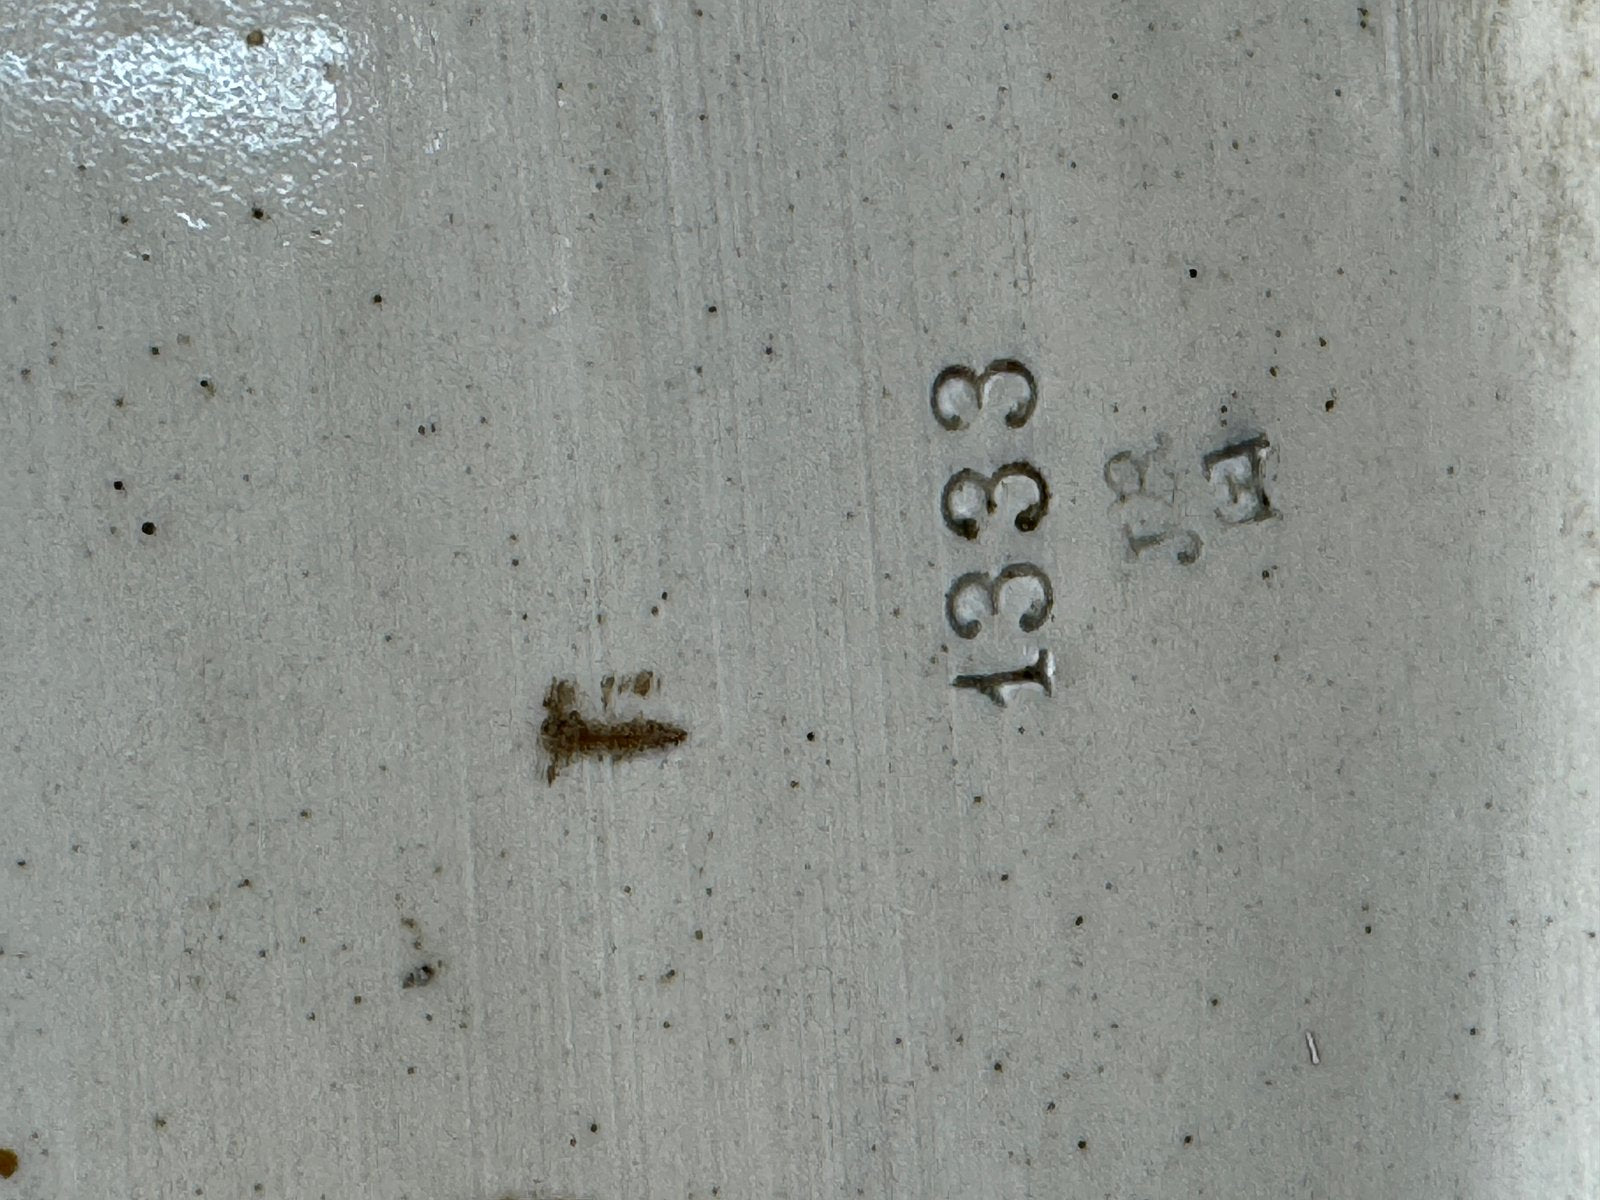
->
[[0, 1, 372, 229]]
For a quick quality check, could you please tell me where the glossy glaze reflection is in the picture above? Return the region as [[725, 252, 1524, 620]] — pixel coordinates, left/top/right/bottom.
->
[[0, 1, 369, 230]]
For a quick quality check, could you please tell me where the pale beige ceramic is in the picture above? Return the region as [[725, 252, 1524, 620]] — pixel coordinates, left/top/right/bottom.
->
[[2, 2, 1597, 1197]]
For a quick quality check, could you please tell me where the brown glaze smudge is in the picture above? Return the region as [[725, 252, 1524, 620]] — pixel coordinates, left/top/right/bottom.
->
[[541, 677, 686, 783]]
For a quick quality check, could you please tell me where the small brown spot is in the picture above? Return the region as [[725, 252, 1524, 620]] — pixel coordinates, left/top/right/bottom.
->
[[0, 1148, 17, 1178], [630, 670, 654, 696], [402, 962, 439, 989], [245, 28, 266, 46]]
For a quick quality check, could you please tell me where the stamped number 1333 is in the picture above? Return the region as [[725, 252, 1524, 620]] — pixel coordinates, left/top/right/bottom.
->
[[930, 360, 1054, 707]]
